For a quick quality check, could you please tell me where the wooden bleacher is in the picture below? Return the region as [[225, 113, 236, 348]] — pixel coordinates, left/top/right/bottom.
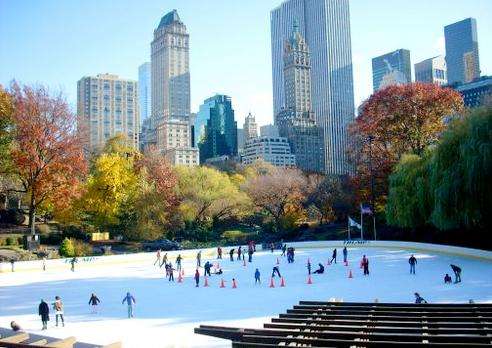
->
[[0, 328, 120, 348], [195, 301, 492, 347]]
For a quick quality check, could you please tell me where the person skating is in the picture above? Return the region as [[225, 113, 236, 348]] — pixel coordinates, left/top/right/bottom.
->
[[217, 247, 222, 259], [53, 296, 64, 327], [10, 258, 15, 272], [153, 249, 161, 266], [254, 268, 261, 284], [313, 263, 325, 274], [196, 251, 202, 267], [70, 257, 77, 272], [38, 299, 50, 330], [215, 267, 223, 275], [237, 246, 242, 261], [450, 264, 462, 283], [444, 273, 452, 284], [229, 248, 234, 261], [281, 244, 287, 257], [122, 292, 136, 318], [414, 292, 427, 304], [42, 256, 47, 271], [204, 261, 212, 277], [330, 249, 337, 264], [307, 260, 311, 275], [409, 255, 417, 274], [248, 248, 253, 263], [168, 262, 175, 281], [272, 266, 281, 278], [343, 247, 348, 263], [159, 253, 168, 268], [194, 269, 200, 287], [88, 293, 101, 314], [176, 254, 182, 272], [287, 247, 295, 263], [362, 255, 369, 275]]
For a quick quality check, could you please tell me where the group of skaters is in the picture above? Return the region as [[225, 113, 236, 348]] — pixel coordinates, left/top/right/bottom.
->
[[37, 296, 66, 330]]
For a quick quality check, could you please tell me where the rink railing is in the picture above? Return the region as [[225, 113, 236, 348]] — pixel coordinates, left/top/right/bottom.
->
[[1, 240, 491, 273]]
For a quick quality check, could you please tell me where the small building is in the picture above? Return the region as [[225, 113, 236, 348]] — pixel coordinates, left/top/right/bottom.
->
[[454, 76, 492, 108], [241, 136, 296, 167]]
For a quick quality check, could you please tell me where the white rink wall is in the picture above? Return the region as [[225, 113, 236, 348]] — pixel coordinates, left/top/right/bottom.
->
[[1, 240, 491, 273]]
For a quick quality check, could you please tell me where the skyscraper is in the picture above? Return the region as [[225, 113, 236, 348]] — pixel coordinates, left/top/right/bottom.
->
[[138, 62, 151, 125], [197, 95, 238, 163], [445, 18, 480, 85], [77, 74, 139, 152], [149, 9, 198, 166], [372, 49, 411, 91], [271, 0, 355, 174], [243, 112, 258, 139], [414, 56, 447, 86], [276, 22, 324, 173]]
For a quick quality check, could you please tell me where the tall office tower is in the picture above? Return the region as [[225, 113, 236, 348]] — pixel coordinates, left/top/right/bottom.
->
[[243, 112, 258, 139], [77, 73, 139, 152], [237, 128, 245, 154], [138, 62, 151, 125], [271, 0, 355, 174], [372, 49, 411, 91], [150, 9, 197, 165], [275, 22, 324, 173], [415, 56, 447, 86], [196, 95, 238, 163], [445, 18, 480, 85]]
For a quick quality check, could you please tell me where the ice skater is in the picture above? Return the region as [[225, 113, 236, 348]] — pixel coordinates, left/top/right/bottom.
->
[[70, 257, 77, 272], [38, 299, 50, 330], [204, 261, 212, 277], [10, 258, 15, 272], [409, 255, 417, 274], [154, 249, 161, 266], [237, 246, 242, 261], [159, 253, 168, 268], [248, 248, 253, 263], [343, 247, 348, 263], [10, 321, 21, 332], [42, 256, 47, 271], [307, 260, 311, 275], [362, 255, 369, 275], [53, 296, 65, 327], [414, 292, 427, 304], [88, 293, 101, 314], [176, 254, 182, 271], [272, 265, 281, 278], [229, 248, 234, 261], [444, 273, 452, 284], [281, 244, 287, 256], [196, 251, 202, 267], [313, 263, 325, 274], [330, 249, 337, 264], [254, 268, 261, 284], [168, 262, 175, 281], [450, 264, 462, 283], [194, 269, 200, 287], [217, 246, 222, 259], [287, 247, 295, 263], [122, 292, 136, 318]]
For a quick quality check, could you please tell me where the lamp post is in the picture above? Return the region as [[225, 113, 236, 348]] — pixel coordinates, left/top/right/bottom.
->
[[368, 135, 376, 240]]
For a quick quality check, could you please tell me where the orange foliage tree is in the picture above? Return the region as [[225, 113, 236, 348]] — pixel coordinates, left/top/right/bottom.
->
[[8, 82, 87, 234], [348, 82, 464, 208]]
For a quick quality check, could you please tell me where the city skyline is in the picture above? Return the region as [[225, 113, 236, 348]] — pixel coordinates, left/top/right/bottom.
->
[[1, 0, 491, 128]]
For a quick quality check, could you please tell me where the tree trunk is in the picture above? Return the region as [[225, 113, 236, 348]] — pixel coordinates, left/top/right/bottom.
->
[[29, 195, 36, 235]]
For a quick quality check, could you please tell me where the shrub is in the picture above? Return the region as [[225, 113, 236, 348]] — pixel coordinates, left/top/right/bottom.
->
[[5, 236, 17, 246], [59, 238, 75, 257], [72, 239, 92, 257]]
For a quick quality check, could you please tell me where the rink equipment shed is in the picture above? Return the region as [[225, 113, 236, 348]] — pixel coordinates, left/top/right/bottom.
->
[[195, 301, 492, 347]]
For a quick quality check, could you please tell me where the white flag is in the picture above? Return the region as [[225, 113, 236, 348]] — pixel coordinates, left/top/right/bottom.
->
[[349, 217, 361, 230]]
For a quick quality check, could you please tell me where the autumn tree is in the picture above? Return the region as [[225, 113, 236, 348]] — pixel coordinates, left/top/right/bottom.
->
[[348, 82, 464, 206], [0, 85, 14, 209], [243, 167, 308, 232], [7, 83, 87, 234]]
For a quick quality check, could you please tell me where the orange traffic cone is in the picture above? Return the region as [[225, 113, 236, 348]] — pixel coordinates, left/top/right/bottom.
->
[[204, 276, 209, 287], [348, 269, 353, 278], [307, 275, 313, 284], [232, 278, 237, 289], [280, 277, 286, 287], [276, 257, 280, 265], [269, 277, 275, 288], [219, 279, 225, 288]]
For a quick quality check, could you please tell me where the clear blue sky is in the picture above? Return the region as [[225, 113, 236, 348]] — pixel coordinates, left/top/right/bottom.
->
[[1, 0, 491, 127]]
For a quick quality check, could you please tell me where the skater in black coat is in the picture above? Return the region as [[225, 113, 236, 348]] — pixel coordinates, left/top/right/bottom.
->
[[450, 264, 462, 283], [313, 263, 325, 274], [38, 299, 50, 330], [409, 255, 417, 274], [229, 249, 234, 261], [272, 266, 281, 278], [204, 261, 212, 277], [330, 249, 337, 264], [88, 293, 101, 313], [342, 247, 348, 263]]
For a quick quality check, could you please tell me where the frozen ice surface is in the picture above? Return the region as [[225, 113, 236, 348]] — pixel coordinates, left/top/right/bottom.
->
[[1, 246, 491, 347]]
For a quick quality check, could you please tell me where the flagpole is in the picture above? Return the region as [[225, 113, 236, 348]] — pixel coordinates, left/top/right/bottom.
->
[[360, 204, 364, 240], [373, 215, 377, 240]]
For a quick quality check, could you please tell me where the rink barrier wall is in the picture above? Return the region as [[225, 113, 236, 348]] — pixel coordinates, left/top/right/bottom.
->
[[1, 240, 491, 273]]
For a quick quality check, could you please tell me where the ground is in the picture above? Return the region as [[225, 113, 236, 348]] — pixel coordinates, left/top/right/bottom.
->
[[1, 246, 491, 347]]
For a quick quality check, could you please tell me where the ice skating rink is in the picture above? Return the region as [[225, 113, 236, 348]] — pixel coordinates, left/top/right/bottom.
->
[[1, 246, 492, 347]]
